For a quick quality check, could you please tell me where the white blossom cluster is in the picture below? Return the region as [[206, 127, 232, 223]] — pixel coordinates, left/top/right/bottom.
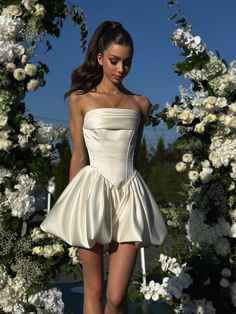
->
[[171, 28, 206, 56], [209, 133, 236, 176], [32, 243, 64, 258], [183, 51, 227, 81], [35, 120, 67, 144], [208, 61, 236, 97], [175, 298, 216, 314], [140, 254, 192, 301], [28, 287, 64, 314], [1, 172, 36, 219], [186, 210, 231, 256], [0, 274, 27, 313]]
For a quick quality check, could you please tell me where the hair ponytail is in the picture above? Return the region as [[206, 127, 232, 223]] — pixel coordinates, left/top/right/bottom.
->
[[64, 21, 133, 97]]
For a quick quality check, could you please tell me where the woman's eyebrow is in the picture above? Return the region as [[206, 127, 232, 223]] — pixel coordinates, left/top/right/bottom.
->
[[109, 55, 132, 60]]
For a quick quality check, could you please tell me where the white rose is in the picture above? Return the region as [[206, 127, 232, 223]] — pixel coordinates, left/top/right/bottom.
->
[[220, 278, 230, 288], [175, 161, 187, 172], [209, 151, 222, 168], [230, 209, 236, 219], [182, 153, 193, 163], [0, 116, 8, 128], [222, 73, 233, 83], [31, 227, 47, 241], [38, 143, 52, 156], [167, 106, 178, 118], [34, 4, 46, 19], [0, 130, 9, 140], [27, 79, 39, 91], [20, 122, 35, 135], [201, 160, 211, 168], [0, 139, 13, 151], [228, 182, 235, 191], [43, 245, 55, 257], [13, 68, 26, 81], [32, 246, 44, 255], [203, 96, 216, 106], [221, 268, 231, 278], [2, 5, 23, 17], [52, 243, 64, 254], [215, 97, 228, 109], [194, 122, 205, 134], [199, 167, 213, 183], [230, 223, 236, 238], [179, 111, 194, 124], [204, 113, 217, 123], [68, 247, 79, 259], [24, 63, 37, 76], [228, 117, 236, 128], [5, 62, 16, 72], [229, 102, 236, 113], [21, 54, 28, 65], [188, 170, 199, 182]]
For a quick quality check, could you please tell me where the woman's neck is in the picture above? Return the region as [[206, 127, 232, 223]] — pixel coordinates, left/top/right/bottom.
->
[[98, 78, 124, 95]]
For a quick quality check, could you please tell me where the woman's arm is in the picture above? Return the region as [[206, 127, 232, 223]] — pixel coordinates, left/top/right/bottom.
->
[[68, 93, 89, 181], [134, 96, 151, 170]]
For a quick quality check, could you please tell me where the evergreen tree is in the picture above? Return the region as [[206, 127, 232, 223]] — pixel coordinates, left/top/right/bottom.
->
[[138, 136, 150, 181], [52, 135, 71, 203]]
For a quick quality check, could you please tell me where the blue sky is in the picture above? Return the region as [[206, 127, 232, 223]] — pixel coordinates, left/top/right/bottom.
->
[[25, 0, 236, 148]]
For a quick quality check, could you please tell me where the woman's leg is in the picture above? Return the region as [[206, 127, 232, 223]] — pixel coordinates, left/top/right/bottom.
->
[[104, 241, 139, 314], [79, 242, 104, 314]]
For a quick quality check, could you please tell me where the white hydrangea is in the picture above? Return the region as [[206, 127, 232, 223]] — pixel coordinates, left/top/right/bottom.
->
[[35, 121, 67, 143], [0, 166, 12, 184], [0, 275, 27, 313], [0, 139, 13, 151], [186, 209, 231, 246], [4, 173, 36, 219], [28, 287, 64, 314], [0, 15, 24, 42], [176, 298, 216, 314], [0, 41, 25, 64], [209, 133, 236, 168], [18, 134, 30, 148]]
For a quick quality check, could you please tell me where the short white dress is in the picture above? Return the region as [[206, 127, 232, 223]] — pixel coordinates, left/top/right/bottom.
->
[[40, 108, 168, 249]]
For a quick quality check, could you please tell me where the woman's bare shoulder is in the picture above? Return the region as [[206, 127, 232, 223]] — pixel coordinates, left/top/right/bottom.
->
[[68, 91, 93, 114], [133, 93, 152, 118]]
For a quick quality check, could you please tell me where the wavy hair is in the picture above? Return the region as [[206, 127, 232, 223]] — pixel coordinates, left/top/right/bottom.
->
[[64, 20, 133, 97]]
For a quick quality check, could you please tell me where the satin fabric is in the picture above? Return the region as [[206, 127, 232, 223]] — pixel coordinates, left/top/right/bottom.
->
[[40, 108, 168, 249]]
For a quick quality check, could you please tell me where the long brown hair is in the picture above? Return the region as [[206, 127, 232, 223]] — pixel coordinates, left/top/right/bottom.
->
[[64, 20, 133, 97]]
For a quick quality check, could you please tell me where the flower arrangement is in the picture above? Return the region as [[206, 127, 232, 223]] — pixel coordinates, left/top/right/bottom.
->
[[0, 1, 87, 313], [139, 4, 236, 312]]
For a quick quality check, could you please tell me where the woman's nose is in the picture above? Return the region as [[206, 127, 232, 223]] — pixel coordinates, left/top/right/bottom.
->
[[117, 62, 124, 73]]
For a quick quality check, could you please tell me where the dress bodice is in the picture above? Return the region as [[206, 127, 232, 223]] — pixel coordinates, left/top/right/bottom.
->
[[83, 108, 141, 189]]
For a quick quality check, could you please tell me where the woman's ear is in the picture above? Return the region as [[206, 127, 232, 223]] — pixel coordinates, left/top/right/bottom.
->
[[97, 53, 103, 66]]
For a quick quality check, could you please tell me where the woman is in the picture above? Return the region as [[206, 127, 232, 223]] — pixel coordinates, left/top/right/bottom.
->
[[40, 20, 168, 314]]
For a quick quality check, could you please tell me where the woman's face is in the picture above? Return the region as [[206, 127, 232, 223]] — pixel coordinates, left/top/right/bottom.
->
[[97, 43, 133, 84]]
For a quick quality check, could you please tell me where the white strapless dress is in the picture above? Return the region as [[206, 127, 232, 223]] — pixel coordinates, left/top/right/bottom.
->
[[40, 108, 168, 249]]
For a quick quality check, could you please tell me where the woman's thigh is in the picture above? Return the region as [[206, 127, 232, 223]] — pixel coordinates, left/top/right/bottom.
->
[[106, 241, 139, 304], [79, 242, 104, 293]]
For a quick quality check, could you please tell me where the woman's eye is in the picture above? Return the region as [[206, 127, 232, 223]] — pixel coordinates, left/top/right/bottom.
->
[[110, 59, 117, 65]]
